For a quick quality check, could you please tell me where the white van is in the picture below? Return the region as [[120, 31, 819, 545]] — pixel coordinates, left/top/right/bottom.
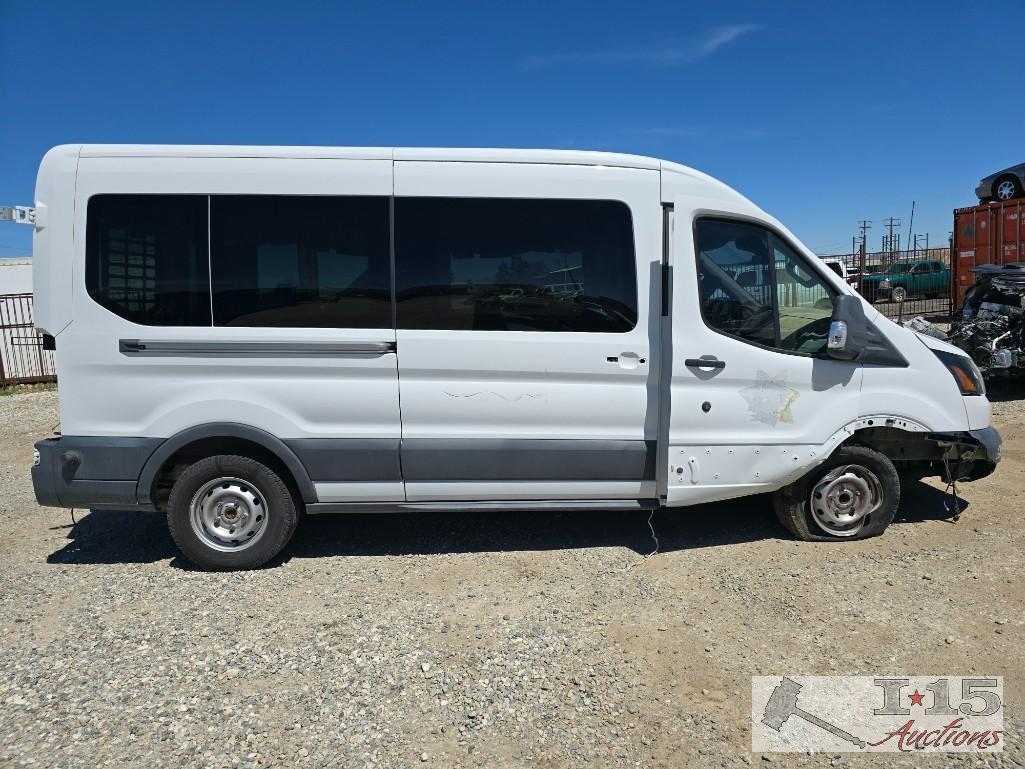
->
[[16, 145, 1000, 570]]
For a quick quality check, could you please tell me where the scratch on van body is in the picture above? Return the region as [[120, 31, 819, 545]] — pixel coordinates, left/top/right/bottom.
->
[[443, 391, 544, 402], [739, 370, 799, 426]]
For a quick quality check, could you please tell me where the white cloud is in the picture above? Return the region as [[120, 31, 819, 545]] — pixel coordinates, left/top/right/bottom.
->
[[522, 24, 759, 69]]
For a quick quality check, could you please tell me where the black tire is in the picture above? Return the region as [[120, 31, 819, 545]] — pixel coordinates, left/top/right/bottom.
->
[[891, 285, 908, 303], [772, 445, 900, 542], [994, 175, 1023, 202], [167, 454, 300, 570]]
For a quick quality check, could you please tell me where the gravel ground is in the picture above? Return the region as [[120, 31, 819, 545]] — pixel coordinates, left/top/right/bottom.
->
[[1, 387, 1024, 768]]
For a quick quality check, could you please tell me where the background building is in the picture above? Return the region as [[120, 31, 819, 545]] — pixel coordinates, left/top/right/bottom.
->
[[0, 258, 32, 294]]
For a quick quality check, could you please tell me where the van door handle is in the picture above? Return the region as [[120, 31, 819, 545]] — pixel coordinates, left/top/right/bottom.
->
[[607, 351, 645, 369], [685, 357, 726, 369]]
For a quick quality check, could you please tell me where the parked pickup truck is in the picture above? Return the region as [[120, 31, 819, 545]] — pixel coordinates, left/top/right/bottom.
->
[[860, 259, 950, 303]]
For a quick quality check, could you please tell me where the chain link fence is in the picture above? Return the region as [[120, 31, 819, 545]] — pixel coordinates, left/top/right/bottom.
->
[[822, 247, 953, 322]]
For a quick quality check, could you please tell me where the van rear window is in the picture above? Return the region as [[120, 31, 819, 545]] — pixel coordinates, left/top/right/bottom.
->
[[86, 195, 211, 326]]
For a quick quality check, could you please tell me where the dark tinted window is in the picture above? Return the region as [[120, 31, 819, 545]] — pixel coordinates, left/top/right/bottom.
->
[[394, 198, 636, 332], [696, 218, 835, 354], [210, 196, 391, 328], [695, 219, 776, 347], [86, 195, 211, 326], [931, 261, 943, 273]]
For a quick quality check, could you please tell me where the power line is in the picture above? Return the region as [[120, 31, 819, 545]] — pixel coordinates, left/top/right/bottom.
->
[[882, 217, 901, 255], [856, 220, 872, 256]]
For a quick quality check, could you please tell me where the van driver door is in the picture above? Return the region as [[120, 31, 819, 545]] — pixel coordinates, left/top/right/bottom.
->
[[665, 210, 863, 505]]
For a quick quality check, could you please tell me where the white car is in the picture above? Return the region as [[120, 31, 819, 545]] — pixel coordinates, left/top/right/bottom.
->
[[14, 145, 1001, 569], [821, 257, 858, 291]]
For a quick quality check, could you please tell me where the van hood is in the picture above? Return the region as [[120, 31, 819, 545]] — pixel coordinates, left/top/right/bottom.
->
[[913, 330, 966, 357]]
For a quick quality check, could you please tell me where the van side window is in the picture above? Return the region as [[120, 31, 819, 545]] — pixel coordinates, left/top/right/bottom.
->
[[695, 218, 836, 355], [85, 195, 211, 326], [693, 219, 777, 347], [210, 196, 391, 328], [394, 198, 637, 332], [773, 237, 835, 353]]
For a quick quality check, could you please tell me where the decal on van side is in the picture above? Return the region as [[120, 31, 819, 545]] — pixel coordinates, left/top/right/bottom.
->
[[740, 370, 800, 426]]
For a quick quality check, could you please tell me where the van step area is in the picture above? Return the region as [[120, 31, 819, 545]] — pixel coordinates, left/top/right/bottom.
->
[[305, 499, 661, 514]]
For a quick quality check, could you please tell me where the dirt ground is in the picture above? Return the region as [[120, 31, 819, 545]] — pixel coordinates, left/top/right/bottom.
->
[[0, 386, 1023, 768]]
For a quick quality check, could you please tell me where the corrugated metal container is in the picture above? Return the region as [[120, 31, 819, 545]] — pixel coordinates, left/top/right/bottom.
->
[[952, 199, 1025, 305]]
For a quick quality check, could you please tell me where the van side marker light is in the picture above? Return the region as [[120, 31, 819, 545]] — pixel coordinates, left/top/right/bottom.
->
[[827, 320, 848, 350]]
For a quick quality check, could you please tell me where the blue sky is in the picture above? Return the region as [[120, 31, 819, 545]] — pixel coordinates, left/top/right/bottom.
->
[[1, 0, 1023, 257]]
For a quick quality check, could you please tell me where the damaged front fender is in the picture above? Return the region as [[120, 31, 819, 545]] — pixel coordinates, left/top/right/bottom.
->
[[847, 425, 1001, 483], [929, 427, 1002, 482]]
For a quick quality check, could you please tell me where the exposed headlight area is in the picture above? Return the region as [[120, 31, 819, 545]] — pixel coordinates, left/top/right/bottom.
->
[[933, 349, 986, 396]]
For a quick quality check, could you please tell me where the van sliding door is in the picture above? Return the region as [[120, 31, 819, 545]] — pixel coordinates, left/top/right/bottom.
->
[[391, 159, 663, 502]]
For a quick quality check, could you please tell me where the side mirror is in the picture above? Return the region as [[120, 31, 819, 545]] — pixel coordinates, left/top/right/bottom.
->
[[826, 294, 869, 361]]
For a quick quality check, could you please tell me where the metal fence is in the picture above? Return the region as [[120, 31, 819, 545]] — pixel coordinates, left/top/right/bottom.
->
[[822, 247, 953, 322], [0, 294, 56, 386]]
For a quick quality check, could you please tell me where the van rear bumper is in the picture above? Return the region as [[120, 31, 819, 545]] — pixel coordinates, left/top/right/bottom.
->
[[31, 436, 163, 511]]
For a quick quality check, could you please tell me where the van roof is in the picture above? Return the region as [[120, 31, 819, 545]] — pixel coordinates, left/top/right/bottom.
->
[[79, 144, 659, 168], [77, 143, 726, 178], [70, 144, 752, 209]]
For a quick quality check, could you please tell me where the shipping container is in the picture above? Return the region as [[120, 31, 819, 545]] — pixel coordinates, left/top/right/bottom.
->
[[953, 199, 1025, 305]]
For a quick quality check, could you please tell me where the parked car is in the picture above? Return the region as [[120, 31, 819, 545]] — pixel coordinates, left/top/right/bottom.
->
[[860, 259, 950, 303], [12, 144, 1001, 569], [976, 162, 1025, 202]]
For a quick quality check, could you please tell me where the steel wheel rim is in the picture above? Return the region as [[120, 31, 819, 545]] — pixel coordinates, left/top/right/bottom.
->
[[189, 476, 268, 552], [892, 287, 906, 302], [996, 180, 1016, 200], [808, 463, 883, 537]]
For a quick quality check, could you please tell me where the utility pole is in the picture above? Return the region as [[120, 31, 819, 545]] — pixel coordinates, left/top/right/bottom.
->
[[857, 220, 871, 278], [904, 201, 915, 253], [883, 217, 901, 263]]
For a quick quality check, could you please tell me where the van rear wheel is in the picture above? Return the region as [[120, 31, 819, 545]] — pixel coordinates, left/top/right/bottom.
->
[[772, 445, 899, 541], [167, 454, 299, 570]]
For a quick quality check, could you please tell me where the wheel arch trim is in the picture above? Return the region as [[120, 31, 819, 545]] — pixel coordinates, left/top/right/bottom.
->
[[137, 423, 318, 505]]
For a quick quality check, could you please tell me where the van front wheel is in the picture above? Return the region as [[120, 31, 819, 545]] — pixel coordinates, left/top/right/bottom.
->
[[773, 446, 899, 541], [167, 454, 300, 570]]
